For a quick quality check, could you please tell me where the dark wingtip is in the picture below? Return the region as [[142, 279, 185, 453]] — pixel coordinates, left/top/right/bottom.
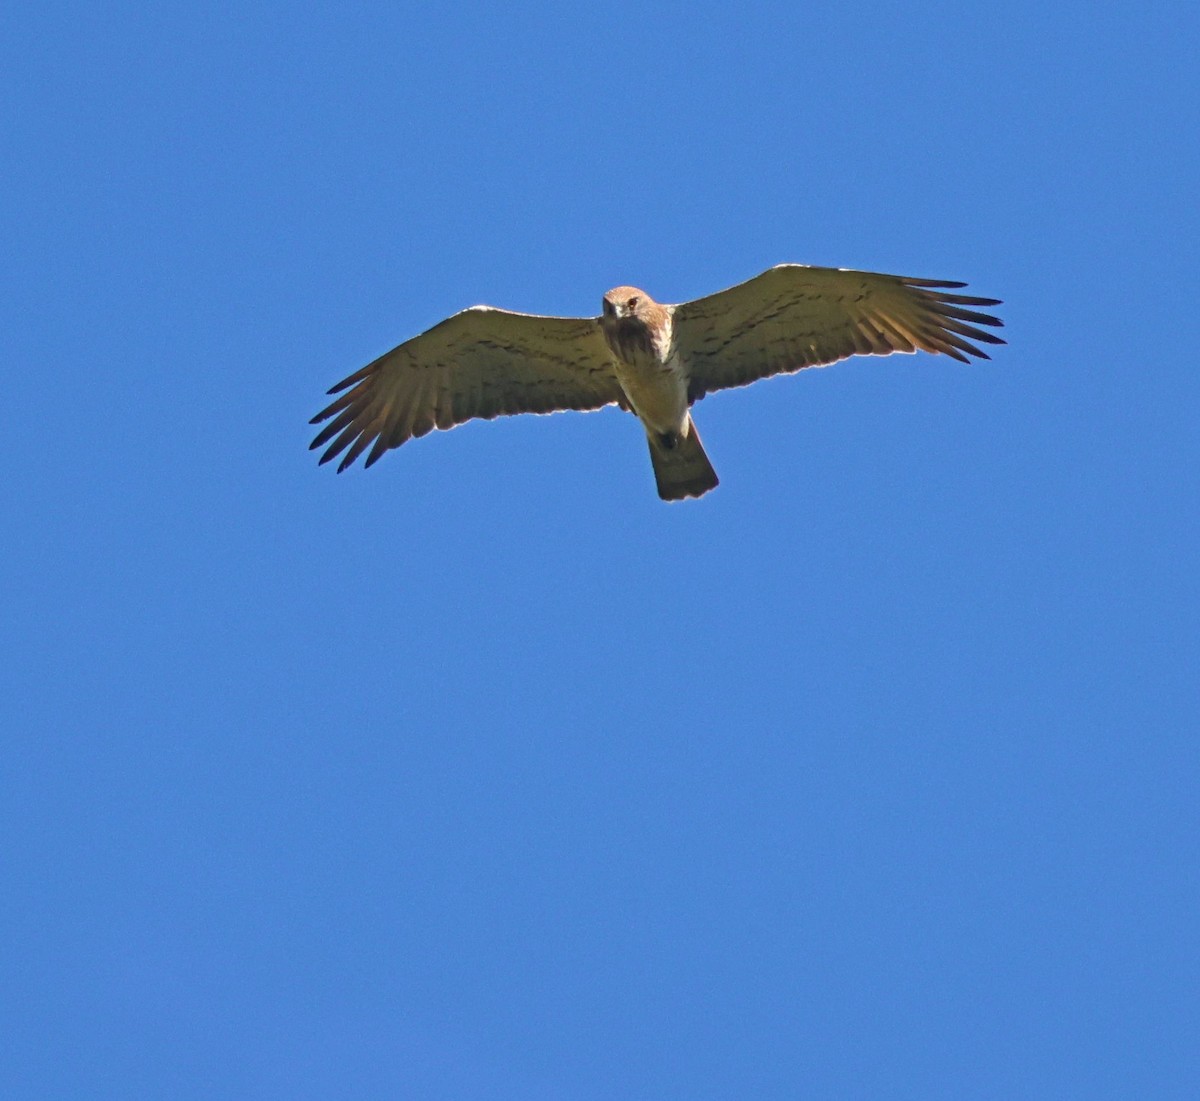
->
[[327, 363, 373, 395], [939, 293, 1003, 308], [905, 277, 969, 289]]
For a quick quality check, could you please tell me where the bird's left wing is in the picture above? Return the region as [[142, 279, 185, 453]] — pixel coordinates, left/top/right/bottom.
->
[[310, 306, 622, 471], [672, 264, 1005, 403]]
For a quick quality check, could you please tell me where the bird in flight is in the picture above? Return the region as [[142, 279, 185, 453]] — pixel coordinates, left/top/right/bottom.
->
[[310, 264, 1004, 500]]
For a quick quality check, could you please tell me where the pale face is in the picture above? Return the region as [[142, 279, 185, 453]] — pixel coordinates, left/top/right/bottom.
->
[[601, 286, 652, 322]]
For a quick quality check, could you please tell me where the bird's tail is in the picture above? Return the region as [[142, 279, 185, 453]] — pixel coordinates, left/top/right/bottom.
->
[[647, 416, 719, 501]]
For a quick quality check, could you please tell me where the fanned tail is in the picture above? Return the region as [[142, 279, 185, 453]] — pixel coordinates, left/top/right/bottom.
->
[[647, 416, 719, 501]]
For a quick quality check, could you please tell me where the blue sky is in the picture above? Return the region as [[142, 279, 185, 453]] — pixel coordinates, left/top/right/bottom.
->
[[3, 2, 1197, 1097]]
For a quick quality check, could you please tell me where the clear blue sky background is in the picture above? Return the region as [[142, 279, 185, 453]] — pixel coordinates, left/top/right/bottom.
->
[[3, 2, 1196, 1097]]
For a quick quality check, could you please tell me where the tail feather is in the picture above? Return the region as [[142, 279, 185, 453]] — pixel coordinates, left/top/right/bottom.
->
[[647, 417, 719, 501]]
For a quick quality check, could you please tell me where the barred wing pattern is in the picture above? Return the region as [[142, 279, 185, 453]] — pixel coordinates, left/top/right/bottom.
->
[[310, 307, 623, 471], [674, 265, 1005, 403]]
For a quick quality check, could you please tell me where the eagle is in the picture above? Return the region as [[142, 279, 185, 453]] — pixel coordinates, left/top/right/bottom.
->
[[310, 264, 1004, 500]]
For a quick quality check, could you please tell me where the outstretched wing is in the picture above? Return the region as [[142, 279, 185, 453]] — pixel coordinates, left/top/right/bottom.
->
[[310, 306, 622, 471], [673, 264, 1005, 403]]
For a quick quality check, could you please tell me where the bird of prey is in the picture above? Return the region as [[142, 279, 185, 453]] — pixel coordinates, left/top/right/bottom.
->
[[310, 264, 1003, 500]]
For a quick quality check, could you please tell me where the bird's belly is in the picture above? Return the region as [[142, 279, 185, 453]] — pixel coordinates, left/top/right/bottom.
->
[[614, 357, 688, 435]]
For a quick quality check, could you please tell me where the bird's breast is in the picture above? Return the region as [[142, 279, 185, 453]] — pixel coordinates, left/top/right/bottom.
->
[[604, 319, 662, 368], [599, 312, 687, 433], [612, 349, 688, 436]]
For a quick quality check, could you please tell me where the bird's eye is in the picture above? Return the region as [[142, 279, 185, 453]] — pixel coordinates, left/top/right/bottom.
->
[[627, 296, 639, 310]]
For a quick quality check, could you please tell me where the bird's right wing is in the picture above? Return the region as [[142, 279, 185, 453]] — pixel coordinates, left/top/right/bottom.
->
[[310, 306, 623, 471]]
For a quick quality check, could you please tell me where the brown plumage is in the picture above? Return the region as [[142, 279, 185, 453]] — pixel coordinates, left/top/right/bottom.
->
[[310, 264, 1004, 499]]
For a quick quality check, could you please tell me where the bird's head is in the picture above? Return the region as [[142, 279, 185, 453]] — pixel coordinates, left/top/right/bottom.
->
[[601, 286, 655, 324], [599, 286, 672, 365]]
